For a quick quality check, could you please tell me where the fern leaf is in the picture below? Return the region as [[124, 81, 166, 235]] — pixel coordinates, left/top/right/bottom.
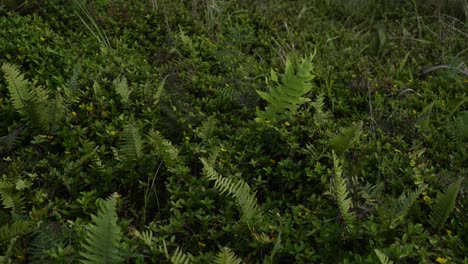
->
[[390, 188, 422, 229], [200, 158, 262, 225], [255, 55, 316, 123], [0, 220, 35, 245], [147, 130, 182, 170], [329, 121, 363, 156], [1, 63, 34, 114], [0, 128, 21, 155], [312, 93, 329, 127], [170, 247, 193, 264], [121, 123, 144, 161], [0, 181, 26, 216], [331, 152, 355, 225], [213, 247, 242, 264], [429, 178, 463, 230], [80, 193, 123, 264], [374, 249, 394, 264], [113, 77, 132, 104]]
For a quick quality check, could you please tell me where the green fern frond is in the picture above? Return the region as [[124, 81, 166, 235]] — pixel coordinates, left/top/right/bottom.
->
[[0, 181, 26, 216], [29, 222, 70, 264], [0, 220, 35, 245], [311, 93, 330, 127], [196, 116, 218, 141], [147, 130, 181, 170], [113, 77, 132, 104], [255, 54, 316, 123], [2, 63, 62, 132], [374, 249, 394, 264], [1, 63, 34, 115], [390, 188, 422, 229], [80, 193, 123, 264], [170, 247, 193, 264], [213, 247, 242, 264], [200, 158, 263, 225], [447, 111, 468, 141], [0, 128, 21, 155], [329, 121, 363, 156], [429, 178, 463, 230], [331, 152, 355, 225], [121, 123, 144, 161]]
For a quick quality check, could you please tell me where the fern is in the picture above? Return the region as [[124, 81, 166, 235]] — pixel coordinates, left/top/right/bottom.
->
[[311, 93, 330, 127], [0, 128, 21, 155], [0, 220, 35, 245], [374, 249, 394, 264], [200, 158, 263, 225], [213, 247, 242, 264], [1, 63, 62, 132], [447, 111, 468, 142], [329, 121, 363, 156], [120, 123, 144, 161], [0, 180, 26, 216], [390, 188, 422, 229], [147, 130, 181, 169], [113, 77, 132, 104], [79, 193, 123, 264], [29, 222, 71, 264], [429, 178, 463, 230], [162, 240, 193, 264], [331, 152, 355, 225], [255, 54, 316, 123], [1, 63, 34, 114]]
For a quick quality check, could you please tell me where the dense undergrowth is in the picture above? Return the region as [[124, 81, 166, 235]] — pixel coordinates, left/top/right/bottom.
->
[[0, 0, 466, 263]]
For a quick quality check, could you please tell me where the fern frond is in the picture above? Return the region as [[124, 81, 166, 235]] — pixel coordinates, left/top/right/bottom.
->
[[429, 178, 463, 230], [29, 222, 70, 264], [213, 247, 242, 264], [0, 220, 35, 245], [374, 249, 394, 264], [0, 128, 21, 155], [113, 77, 132, 104], [79, 193, 123, 264], [2, 63, 61, 132], [329, 121, 363, 156], [331, 152, 355, 225], [147, 130, 181, 170], [447, 111, 468, 141], [0, 181, 26, 216], [255, 54, 316, 123], [1, 63, 34, 115], [312, 93, 330, 126], [170, 247, 193, 264], [200, 158, 263, 225], [121, 123, 144, 161], [390, 188, 422, 229], [196, 116, 218, 141]]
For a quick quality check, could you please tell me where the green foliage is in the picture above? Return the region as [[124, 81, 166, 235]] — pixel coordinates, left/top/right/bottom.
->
[[0, 220, 34, 245], [428, 178, 463, 230], [79, 193, 123, 264], [200, 158, 263, 226], [330, 152, 355, 225], [0, 179, 26, 217], [213, 247, 242, 264], [0, 1, 466, 263], [1, 63, 63, 132], [113, 77, 132, 104], [329, 121, 363, 156], [255, 54, 316, 123], [120, 122, 144, 161], [374, 249, 394, 264], [390, 188, 422, 229]]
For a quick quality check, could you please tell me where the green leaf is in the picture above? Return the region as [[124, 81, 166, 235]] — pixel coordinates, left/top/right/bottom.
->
[[429, 178, 463, 230], [80, 193, 123, 264]]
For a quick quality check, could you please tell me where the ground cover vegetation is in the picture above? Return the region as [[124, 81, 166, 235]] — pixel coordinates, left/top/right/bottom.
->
[[0, 0, 466, 263]]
